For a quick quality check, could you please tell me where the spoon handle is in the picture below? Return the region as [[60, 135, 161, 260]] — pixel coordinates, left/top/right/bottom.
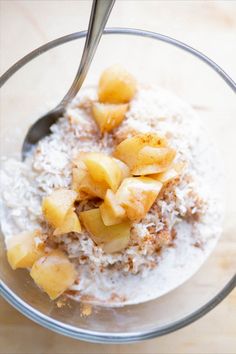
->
[[60, 0, 115, 106]]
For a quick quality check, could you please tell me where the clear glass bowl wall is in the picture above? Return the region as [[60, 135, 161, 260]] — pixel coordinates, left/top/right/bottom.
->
[[0, 29, 235, 343]]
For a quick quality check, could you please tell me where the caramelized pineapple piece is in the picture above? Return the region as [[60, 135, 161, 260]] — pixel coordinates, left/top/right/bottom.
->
[[100, 189, 126, 226], [92, 102, 128, 133], [102, 233, 130, 254], [98, 65, 136, 104], [80, 208, 130, 252], [73, 169, 107, 200], [113, 158, 130, 179], [54, 208, 81, 235], [151, 162, 186, 184], [136, 146, 175, 166], [151, 168, 178, 184], [114, 133, 167, 169], [78, 174, 108, 200], [30, 250, 77, 300], [73, 151, 89, 170], [42, 189, 77, 228], [7, 230, 44, 270], [83, 152, 122, 192], [72, 153, 108, 200], [116, 177, 162, 221], [132, 146, 176, 175], [72, 167, 87, 191], [72, 152, 89, 167]]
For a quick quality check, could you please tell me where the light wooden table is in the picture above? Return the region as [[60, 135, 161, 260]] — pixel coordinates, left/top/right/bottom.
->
[[0, 1, 236, 353]]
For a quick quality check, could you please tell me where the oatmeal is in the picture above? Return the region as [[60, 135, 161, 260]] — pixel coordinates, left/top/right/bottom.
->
[[0, 66, 223, 306]]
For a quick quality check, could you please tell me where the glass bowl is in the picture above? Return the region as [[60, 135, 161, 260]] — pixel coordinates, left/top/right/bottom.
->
[[0, 28, 235, 343]]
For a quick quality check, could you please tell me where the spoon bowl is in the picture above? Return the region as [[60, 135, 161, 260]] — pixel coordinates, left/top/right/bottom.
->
[[22, 107, 64, 159], [21, 0, 115, 159]]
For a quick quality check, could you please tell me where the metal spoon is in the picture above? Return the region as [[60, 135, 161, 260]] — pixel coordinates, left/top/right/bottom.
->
[[22, 0, 115, 159]]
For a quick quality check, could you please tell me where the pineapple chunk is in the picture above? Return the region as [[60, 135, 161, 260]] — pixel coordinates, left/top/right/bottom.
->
[[30, 250, 77, 300], [113, 158, 130, 179], [83, 152, 122, 192], [54, 208, 81, 235], [100, 189, 126, 226], [151, 168, 178, 184], [92, 102, 128, 133], [151, 162, 186, 184], [80, 208, 130, 252], [72, 153, 108, 200], [7, 230, 44, 270], [72, 152, 89, 170], [114, 133, 167, 169], [78, 174, 108, 200], [42, 189, 77, 228], [98, 65, 136, 104], [132, 146, 176, 175], [102, 233, 130, 254], [72, 167, 87, 190], [73, 168, 108, 200], [116, 177, 162, 221]]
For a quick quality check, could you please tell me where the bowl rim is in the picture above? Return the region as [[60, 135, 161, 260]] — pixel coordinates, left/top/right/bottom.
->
[[0, 27, 236, 343]]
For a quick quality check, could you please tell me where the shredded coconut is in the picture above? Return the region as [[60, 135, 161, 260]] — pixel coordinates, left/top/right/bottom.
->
[[0, 85, 223, 306]]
